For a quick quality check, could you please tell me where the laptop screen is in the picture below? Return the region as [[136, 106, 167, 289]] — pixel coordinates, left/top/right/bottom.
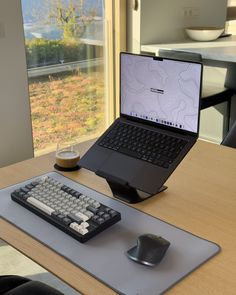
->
[[120, 53, 202, 134]]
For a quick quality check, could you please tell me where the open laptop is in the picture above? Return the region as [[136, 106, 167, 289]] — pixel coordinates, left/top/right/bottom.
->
[[79, 52, 202, 201]]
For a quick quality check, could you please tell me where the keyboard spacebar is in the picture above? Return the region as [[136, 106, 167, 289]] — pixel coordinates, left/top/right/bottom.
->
[[118, 147, 141, 159], [27, 197, 55, 215]]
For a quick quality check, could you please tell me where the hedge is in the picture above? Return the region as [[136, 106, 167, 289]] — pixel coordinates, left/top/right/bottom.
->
[[25, 38, 96, 68]]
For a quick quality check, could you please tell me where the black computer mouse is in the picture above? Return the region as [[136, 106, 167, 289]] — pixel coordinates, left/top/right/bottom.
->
[[126, 234, 170, 266]]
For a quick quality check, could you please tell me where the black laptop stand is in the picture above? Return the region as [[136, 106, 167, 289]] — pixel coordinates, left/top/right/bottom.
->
[[96, 171, 167, 203]]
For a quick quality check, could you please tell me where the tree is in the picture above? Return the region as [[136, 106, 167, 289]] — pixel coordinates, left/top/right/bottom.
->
[[46, 0, 97, 41]]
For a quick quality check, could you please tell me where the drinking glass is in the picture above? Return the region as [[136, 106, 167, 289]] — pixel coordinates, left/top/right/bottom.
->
[[55, 141, 80, 169]]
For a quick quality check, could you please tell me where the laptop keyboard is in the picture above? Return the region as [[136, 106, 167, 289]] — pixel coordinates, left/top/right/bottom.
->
[[11, 174, 121, 243], [99, 122, 188, 169]]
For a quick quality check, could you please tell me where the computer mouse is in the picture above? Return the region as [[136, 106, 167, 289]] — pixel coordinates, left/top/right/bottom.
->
[[126, 233, 170, 266]]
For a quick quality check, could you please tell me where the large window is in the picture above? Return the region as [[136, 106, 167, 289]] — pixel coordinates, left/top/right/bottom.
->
[[21, 0, 108, 155]]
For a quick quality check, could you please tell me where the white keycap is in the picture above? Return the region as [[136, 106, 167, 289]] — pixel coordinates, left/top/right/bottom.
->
[[81, 222, 89, 228], [93, 201, 101, 208], [69, 222, 81, 231], [69, 222, 88, 235], [84, 197, 89, 202], [41, 176, 48, 182], [75, 212, 89, 222], [79, 228, 89, 235], [27, 197, 55, 215], [79, 195, 86, 200], [88, 199, 94, 205]]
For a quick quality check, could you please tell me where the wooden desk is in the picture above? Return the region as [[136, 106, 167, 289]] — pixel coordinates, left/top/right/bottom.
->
[[0, 140, 236, 295]]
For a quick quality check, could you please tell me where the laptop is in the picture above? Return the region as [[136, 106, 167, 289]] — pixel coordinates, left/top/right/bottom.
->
[[79, 52, 202, 200]]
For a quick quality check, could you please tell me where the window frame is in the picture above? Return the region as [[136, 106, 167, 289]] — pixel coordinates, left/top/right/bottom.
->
[[104, 0, 126, 123]]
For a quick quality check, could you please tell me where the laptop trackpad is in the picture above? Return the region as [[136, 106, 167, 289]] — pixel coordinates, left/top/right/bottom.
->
[[99, 153, 143, 183]]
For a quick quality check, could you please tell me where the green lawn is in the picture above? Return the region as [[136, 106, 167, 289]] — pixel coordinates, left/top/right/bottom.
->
[[29, 70, 105, 154]]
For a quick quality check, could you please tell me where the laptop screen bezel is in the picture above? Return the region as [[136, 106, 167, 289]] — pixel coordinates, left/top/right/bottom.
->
[[119, 52, 203, 137]]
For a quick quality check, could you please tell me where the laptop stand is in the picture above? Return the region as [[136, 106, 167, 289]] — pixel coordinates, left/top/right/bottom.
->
[[107, 179, 167, 203], [95, 171, 167, 203]]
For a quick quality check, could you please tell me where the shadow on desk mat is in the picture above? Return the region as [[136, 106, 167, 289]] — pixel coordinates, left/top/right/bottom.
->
[[0, 172, 220, 295]]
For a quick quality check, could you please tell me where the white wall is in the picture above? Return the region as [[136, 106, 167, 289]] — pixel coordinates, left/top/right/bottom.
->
[[141, 0, 227, 44], [127, 0, 228, 51], [0, 0, 33, 167]]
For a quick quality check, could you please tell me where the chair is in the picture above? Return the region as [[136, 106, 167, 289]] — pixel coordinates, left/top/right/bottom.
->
[[0, 275, 64, 295], [221, 120, 236, 148], [158, 49, 234, 118]]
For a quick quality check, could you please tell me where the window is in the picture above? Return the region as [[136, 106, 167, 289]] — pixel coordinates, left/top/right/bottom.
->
[[21, 0, 115, 156]]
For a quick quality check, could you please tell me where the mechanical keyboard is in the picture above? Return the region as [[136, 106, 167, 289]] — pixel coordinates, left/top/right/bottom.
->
[[11, 174, 121, 243], [99, 122, 188, 169]]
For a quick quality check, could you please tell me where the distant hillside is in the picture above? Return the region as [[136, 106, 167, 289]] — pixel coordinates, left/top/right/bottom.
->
[[21, 0, 103, 23]]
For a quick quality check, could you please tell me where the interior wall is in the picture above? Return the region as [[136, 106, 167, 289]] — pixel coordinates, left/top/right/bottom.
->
[[0, 0, 34, 167], [127, 0, 228, 50], [141, 0, 228, 44]]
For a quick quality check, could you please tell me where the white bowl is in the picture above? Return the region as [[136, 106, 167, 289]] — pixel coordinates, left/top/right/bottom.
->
[[185, 27, 224, 41]]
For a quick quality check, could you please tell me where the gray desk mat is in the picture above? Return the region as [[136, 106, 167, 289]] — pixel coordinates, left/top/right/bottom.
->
[[0, 172, 220, 295]]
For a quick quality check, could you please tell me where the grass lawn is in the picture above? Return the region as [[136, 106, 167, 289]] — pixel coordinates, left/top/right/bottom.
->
[[29, 70, 105, 155]]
